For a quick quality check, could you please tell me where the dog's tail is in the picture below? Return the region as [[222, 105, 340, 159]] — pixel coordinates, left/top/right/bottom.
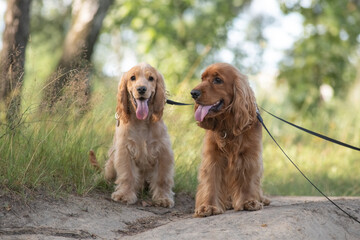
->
[[89, 150, 101, 172]]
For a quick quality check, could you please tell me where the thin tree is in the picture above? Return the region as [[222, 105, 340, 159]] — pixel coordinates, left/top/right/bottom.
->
[[42, 0, 113, 110], [0, 0, 32, 122]]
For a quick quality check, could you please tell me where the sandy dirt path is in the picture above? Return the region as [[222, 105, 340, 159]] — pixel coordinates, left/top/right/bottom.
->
[[1, 192, 359, 239]]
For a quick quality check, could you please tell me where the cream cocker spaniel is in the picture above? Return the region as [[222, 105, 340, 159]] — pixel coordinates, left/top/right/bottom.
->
[[105, 63, 174, 208]]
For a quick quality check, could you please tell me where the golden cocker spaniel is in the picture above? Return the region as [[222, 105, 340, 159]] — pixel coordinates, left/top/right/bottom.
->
[[105, 63, 174, 208], [191, 63, 270, 217]]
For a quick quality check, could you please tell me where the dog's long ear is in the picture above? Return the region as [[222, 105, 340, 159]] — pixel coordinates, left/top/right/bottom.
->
[[151, 71, 166, 122], [116, 73, 130, 124], [231, 73, 256, 135]]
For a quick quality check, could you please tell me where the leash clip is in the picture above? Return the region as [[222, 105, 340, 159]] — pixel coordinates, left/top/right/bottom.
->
[[115, 112, 120, 127], [256, 107, 263, 123]]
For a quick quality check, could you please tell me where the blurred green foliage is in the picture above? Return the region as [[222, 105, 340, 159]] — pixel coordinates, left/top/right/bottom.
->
[[102, 0, 251, 87], [278, 0, 360, 112]]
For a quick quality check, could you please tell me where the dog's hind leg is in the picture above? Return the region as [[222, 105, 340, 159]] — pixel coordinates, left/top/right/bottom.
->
[[104, 146, 116, 181]]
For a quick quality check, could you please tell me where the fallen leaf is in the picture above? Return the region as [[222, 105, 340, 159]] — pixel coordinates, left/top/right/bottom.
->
[[4, 203, 11, 211]]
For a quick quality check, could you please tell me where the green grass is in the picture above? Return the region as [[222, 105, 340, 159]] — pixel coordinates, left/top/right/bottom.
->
[[259, 97, 360, 196], [1, 65, 359, 197], [0, 104, 113, 195]]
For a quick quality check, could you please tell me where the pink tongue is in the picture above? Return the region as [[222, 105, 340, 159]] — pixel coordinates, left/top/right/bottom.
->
[[195, 105, 212, 122], [136, 99, 149, 120]]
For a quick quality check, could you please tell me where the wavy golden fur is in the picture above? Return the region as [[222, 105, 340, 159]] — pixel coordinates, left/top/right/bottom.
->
[[105, 63, 174, 208], [191, 63, 270, 217]]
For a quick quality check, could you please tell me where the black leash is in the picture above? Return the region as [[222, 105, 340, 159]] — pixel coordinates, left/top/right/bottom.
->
[[257, 109, 360, 224], [260, 107, 360, 151], [166, 99, 193, 106]]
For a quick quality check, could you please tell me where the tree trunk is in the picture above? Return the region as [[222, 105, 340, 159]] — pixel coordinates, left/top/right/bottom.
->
[[0, 0, 32, 123], [42, 0, 113, 110]]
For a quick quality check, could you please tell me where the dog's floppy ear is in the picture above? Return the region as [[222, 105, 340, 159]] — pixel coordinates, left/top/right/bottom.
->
[[116, 73, 130, 124], [231, 73, 256, 135], [151, 70, 166, 122]]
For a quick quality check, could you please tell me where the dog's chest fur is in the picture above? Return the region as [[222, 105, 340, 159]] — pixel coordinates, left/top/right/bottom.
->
[[127, 138, 161, 169], [210, 122, 261, 161], [120, 121, 165, 169], [212, 132, 243, 156]]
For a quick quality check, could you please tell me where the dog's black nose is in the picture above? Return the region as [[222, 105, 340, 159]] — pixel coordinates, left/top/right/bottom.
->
[[137, 86, 147, 95], [191, 89, 201, 99]]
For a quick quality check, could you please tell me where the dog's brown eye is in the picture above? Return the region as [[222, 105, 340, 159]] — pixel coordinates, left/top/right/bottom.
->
[[130, 76, 136, 81], [149, 76, 154, 81], [213, 77, 223, 84]]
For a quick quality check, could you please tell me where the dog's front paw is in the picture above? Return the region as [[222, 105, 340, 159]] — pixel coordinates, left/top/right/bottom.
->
[[261, 196, 271, 206], [194, 205, 224, 217], [233, 199, 263, 211], [153, 197, 174, 208], [111, 190, 137, 204], [243, 200, 263, 211]]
